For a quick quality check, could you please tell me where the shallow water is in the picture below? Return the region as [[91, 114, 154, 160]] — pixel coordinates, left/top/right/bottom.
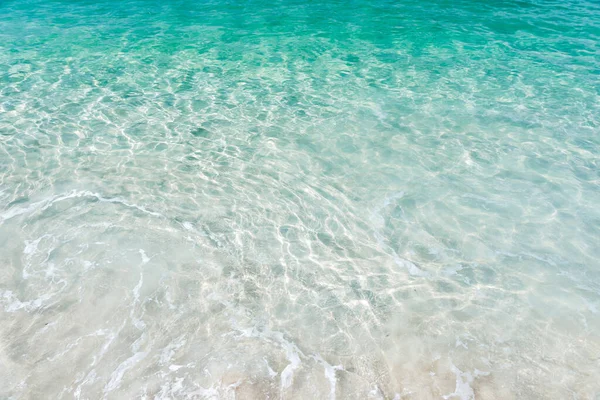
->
[[1, 0, 600, 398]]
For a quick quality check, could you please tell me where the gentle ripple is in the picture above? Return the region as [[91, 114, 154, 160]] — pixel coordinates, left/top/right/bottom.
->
[[1, 0, 599, 398]]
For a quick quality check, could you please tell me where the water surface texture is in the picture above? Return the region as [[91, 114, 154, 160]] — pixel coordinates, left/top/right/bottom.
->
[[1, 0, 600, 398]]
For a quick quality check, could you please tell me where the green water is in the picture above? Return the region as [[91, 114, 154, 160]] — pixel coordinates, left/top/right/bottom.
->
[[1, 0, 599, 398]]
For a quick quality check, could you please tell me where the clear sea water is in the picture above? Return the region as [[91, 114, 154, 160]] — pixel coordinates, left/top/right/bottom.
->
[[1, 0, 599, 398]]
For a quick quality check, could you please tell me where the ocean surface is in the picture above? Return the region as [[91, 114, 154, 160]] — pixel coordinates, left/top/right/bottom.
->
[[1, 0, 599, 398]]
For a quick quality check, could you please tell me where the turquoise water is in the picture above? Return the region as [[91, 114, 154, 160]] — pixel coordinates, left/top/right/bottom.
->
[[1, 0, 600, 398]]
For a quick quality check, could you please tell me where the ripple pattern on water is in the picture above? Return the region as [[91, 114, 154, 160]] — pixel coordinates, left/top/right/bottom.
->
[[1, 0, 600, 398]]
